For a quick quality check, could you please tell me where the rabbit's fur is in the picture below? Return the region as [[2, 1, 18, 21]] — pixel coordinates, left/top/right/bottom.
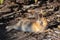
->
[[6, 17, 48, 33]]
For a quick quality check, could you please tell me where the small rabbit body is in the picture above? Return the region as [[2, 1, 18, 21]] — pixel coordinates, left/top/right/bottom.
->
[[6, 17, 48, 33]]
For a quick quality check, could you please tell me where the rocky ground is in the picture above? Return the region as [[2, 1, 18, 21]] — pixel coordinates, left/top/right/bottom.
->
[[0, 0, 60, 40]]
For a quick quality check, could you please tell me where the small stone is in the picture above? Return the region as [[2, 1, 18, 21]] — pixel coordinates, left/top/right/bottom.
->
[[55, 31, 60, 34], [57, 17, 60, 22], [58, 25, 60, 29], [14, 33, 17, 36]]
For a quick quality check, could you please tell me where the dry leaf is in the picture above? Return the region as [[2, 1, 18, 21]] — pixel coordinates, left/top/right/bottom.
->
[[0, 0, 4, 4]]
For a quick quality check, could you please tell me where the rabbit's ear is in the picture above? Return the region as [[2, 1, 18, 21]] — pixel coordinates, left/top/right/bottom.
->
[[41, 17, 48, 27]]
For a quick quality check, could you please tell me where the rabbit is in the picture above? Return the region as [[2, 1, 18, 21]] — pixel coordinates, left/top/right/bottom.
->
[[6, 17, 48, 33]]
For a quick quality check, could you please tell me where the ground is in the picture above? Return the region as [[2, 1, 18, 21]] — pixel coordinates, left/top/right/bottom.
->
[[0, 0, 60, 40]]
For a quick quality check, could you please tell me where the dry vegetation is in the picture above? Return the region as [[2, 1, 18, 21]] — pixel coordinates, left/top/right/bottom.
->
[[0, 0, 60, 40]]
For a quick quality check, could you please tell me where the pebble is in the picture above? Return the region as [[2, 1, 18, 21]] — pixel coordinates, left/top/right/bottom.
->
[[55, 31, 60, 34], [58, 25, 60, 29]]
